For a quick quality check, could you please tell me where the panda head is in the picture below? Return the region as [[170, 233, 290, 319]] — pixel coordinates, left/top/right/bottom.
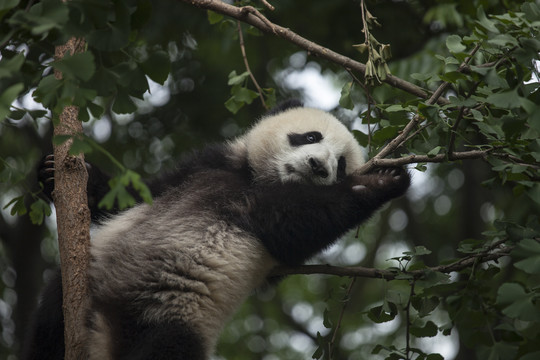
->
[[231, 104, 365, 185]]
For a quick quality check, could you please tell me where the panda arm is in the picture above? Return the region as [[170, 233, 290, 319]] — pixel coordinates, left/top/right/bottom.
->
[[37, 155, 116, 222], [37, 144, 232, 221], [239, 168, 410, 266]]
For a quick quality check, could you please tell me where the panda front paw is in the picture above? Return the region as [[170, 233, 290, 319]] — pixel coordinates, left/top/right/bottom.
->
[[37, 154, 56, 200], [350, 167, 410, 200]]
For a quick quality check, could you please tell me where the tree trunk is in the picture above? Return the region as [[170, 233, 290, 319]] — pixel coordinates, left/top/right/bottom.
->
[[53, 37, 91, 360]]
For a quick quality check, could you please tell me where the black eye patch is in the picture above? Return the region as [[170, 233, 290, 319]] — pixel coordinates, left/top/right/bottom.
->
[[287, 131, 323, 147]]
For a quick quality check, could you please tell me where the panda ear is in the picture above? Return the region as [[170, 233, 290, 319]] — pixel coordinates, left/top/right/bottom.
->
[[265, 99, 303, 117]]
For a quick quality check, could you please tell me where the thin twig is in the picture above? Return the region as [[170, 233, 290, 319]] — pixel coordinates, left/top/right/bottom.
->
[[236, 21, 268, 109], [360, 0, 373, 153], [405, 281, 415, 360], [328, 277, 357, 359], [259, 0, 275, 11], [447, 106, 466, 155]]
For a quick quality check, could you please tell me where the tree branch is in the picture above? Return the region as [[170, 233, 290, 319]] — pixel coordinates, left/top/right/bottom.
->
[[369, 149, 491, 167], [177, 0, 435, 102], [53, 36, 91, 360], [270, 241, 513, 280]]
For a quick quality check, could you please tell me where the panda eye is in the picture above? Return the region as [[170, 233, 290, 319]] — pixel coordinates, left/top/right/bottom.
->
[[288, 131, 323, 146]]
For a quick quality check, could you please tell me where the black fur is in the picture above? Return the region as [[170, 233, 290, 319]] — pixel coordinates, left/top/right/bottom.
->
[[230, 167, 409, 266], [21, 271, 64, 360], [89, 300, 204, 360]]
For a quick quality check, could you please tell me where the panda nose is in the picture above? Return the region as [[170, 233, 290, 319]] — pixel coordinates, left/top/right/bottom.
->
[[309, 157, 329, 178]]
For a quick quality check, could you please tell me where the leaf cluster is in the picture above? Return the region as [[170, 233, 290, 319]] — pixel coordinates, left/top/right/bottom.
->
[[1, 0, 171, 122]]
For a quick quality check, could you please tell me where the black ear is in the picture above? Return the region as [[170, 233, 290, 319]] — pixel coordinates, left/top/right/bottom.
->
[[265, 99, 303, 116]]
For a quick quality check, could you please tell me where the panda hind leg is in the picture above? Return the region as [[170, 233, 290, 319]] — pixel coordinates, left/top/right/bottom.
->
[[88, 312, 206, 360], [20, 270, 64, 360], [122, 321, 206, 360]]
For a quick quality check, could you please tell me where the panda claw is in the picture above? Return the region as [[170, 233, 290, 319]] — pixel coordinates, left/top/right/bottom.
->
[[352, 185, 367, 192]]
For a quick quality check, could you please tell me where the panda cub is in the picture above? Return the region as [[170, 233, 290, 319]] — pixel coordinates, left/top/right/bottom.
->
[[24, 100, 410, 360]]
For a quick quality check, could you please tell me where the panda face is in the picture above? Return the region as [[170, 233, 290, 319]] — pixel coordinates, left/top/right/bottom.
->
[[279, 130, 340, 185], [236, 107, 365, 185]]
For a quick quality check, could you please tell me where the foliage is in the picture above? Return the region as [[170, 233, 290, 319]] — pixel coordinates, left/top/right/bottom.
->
[[1, 0, 539, 359]]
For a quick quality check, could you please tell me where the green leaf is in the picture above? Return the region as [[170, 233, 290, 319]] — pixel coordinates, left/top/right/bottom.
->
[[322, 308, 333, 328], [519, 351, 540, 360], [0, 52, 25, 79], [33, 75, 62, 110], [230, 85, 258, 104], [352, 130, 369, 147], [476, 7, 500, 34], [22, 0, 69, 35], [3, 195, 27, 216], [112, 90, 137, 114], [227, 70, 250, 86], [99, 182, 135, 211], [8, 109, 26, 120], [52, 134, 71, 146], [87, 102, 104, 119], [404, 246, 432, 256], [485, 89, 521, 109], [410, 320, 438, 338], [0, 0, 19, 22], [384, 104, 406, 113], [224, 96, 244, 114], [411, 73, 432, 82], [0, 83, 24, 120], [481, 342, 518, 360], [29, 198, 52, 225], [69, 137, 93, 156], [141, 50, 170, 84], [439, 70, 467, 83], [52, 52, 96, 82], [512, 239, 540, 274], [129, 170, 152, 205], [372, 125, 398, 144], [207, 10, 223, 24], [427, 146, 442, 158], [86, 0, 130, 51], [367, 301, 397, 323], [446, 35, 466, 53], [496, 283, 540, 321], [412, 296, 440, 317], [339, 81, 354, 110], [488, 34, 518, 47]]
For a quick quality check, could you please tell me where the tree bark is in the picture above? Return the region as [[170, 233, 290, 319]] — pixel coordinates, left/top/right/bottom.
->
[[53, 37, 91, 360]]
